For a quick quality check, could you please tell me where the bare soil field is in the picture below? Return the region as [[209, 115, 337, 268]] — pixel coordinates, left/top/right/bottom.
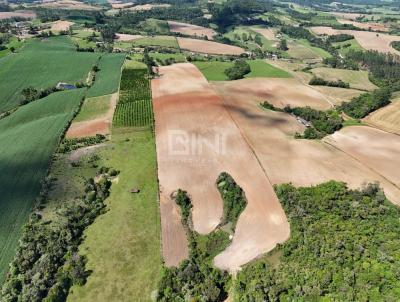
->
[[252, 27, 277, 41], [35, 0, 100, 10], [108, 0, 133, 9], [310, 27, 400, 55], [311, 67, 377, 91], [66, 93, 117, 138], [265, 60, 363, 105], [168, 21, 217, 40], [0, 10, 36, 20], [330, 12, 365, 20], [177, 37, 245, 55], [127, 4, 171, 11], [152, 63, 289, 271], [338, 19, 389, 32], [325, 126, 400, 188], [115, 33, 143, 41], [49, 20, 74, 32], [213, 77, 332, 110], [363, 97, 400, 135], [213, 85, 400, 206]]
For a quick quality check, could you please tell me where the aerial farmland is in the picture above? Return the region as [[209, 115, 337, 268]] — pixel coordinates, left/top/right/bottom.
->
[[1, 0, 400, 301]]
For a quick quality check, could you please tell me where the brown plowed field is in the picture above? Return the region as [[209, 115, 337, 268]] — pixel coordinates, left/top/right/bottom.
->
[[213, 78, 332, 110], [66, 93, 117, 138], [0, 10, 36, 20], [176, 37, 245, 55], [325, 126, 400, 188], [152, 63, 289, 270], [310, 27, 400, 55], [338, 19, 389, 32], [168, 21, 217, 40], [252, 28, 277, 41], [213, 83, 400, 206]]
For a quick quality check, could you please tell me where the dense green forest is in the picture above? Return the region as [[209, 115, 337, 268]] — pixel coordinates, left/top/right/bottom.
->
[[224, 60, 251, 80], [158, 172, 248, 301], [340, 88, 391, 119], [235, 181, 400, 301], [1, 169, 115, 301]]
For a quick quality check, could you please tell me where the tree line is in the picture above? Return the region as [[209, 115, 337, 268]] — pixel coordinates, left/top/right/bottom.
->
[[235, 181, 400, 301]]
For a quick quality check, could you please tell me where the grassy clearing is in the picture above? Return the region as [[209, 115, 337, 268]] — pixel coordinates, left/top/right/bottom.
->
[[0, 88, 85, 283], [132, 36, 179, 48], [0, 36, 99, 112], [74, 94, 112, 122], [311, 67, 377, 91], [87, 53, 125, 98], [333, 39, 364, 55], [67, 129, 161, 302], [140, 18, 170, 35], [193, 59, 291, 81], [246, 60, 291, 78], [125, 59, 147, 69], [296, 39, 331, 59]]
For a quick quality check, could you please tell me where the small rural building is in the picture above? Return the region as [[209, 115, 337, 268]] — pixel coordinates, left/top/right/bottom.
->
[[56, 82, 76, 90]]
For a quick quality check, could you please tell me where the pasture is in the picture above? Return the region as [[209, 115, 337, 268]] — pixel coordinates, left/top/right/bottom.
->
[[87, 53, 125, 98], [74, 94, 112, 122], [131, 36, 179, 48], [311, 67, 377, 91], [0, 89, 85, 283], [193, 60, 291, 81], [67, 130, 161, 301], [0, 36, 99, 112]]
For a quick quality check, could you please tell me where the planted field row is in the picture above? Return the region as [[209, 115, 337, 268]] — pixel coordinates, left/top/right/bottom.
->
[[113, 99, 153, 127], [119, 68, 151, 102]]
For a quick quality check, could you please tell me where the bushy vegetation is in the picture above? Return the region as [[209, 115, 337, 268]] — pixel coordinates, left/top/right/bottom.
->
[[327, 33, 354, 43], [175, 189, 193, 227], [340, 88, 391, 119], [157, 190, 230, 302], [0, 89, 85, 283], [235, 181, 400, 301], [391, 41, 400, 52], [309, 76, 350, 88], [1, 169, 114, 301], [224, 59, 251, 80], [285, 106, 343, 139], [58, 134, 106, 153], [216, 172, 247, 229]]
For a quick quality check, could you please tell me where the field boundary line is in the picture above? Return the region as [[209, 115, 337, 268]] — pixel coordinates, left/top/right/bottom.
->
[[323, 139, 400, 193]]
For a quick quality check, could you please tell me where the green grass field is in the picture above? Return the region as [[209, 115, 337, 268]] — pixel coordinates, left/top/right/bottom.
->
[[74, 94, 112, 122], [139, 18, 170, 35], [87, 54, 125, 98], [67, 129, 161, 302], [131, 36, 179, 48], [296, 39, 332, 59], [0, 88, 85, 283], [0, 36, 99, 112], [193, 59, 291, 81], [311, 67, 377, 91], [333, 39, 364, 56]]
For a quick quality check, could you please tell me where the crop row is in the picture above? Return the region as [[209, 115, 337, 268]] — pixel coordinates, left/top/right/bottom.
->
[[113, 99, 153, 127], [119, 68, 151, 102]]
